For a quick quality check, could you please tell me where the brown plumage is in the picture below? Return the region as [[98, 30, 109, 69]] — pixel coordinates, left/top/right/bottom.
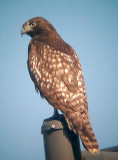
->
[[21, 17, 99, 154]]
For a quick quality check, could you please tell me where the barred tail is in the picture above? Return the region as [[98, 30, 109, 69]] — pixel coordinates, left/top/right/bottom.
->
[[65, 112, 99, 155], [79, 112, 99, 154]]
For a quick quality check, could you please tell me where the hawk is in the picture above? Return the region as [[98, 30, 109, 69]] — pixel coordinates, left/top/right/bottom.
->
[[21, 17, 99, 154]]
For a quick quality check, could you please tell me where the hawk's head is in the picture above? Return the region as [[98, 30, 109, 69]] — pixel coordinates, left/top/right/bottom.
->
[[21, 17, 56, 38]]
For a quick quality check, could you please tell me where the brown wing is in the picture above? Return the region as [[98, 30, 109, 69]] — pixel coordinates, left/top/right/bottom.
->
[[54, 50, 99, 154]]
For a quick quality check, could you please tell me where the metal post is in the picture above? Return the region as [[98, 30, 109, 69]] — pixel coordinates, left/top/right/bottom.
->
[[41, 114, 82, 160]]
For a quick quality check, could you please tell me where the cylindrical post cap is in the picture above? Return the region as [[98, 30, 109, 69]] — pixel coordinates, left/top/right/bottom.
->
[[41, 114, 82, 160], [41, 114, 67, 133]]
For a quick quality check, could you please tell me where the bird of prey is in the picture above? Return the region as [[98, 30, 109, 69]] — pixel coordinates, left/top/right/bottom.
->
[[21, 17, 99, 154]]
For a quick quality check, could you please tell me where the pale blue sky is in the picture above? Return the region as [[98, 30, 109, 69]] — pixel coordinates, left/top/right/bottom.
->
[[0, 0, 118, 159]]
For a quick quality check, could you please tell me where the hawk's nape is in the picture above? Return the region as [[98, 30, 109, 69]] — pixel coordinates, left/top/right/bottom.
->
[[21, 17, 99, 154]]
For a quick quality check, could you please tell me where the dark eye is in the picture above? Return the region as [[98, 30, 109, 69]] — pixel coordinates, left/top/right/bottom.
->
[[29, 22, 35, 27]]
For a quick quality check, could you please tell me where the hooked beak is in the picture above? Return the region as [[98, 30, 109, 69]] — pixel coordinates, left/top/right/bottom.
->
[[21, 23, 31, 36], [21, 22, 33, 37], [21, 28, 25, 36]]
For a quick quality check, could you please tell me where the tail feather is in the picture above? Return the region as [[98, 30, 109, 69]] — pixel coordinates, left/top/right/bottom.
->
[[64, 112, 99, 155], [79, 112, 99, 154], [79, 130, 99, 154]]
